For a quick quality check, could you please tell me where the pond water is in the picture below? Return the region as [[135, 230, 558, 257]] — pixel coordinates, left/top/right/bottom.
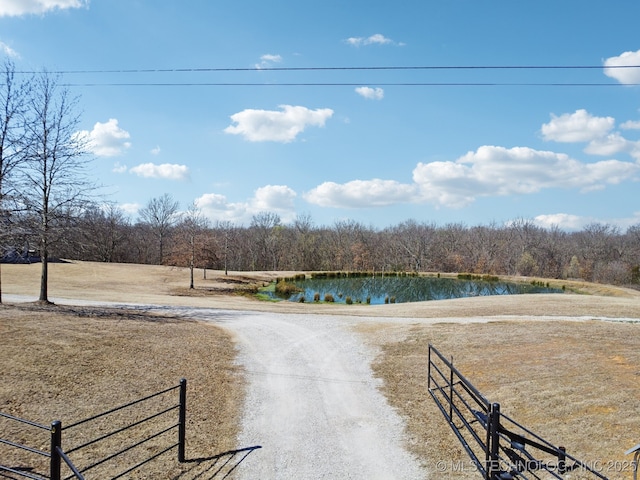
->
[[275, 275, 563, 305]]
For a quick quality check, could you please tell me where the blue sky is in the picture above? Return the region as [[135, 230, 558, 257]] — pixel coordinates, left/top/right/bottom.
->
[[1, 0, 639, 230]]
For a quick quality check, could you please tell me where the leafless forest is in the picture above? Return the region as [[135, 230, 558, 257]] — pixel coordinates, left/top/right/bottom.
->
[[5, 201, 640, 288]]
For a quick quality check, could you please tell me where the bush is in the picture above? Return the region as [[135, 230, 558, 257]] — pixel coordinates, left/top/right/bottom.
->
[[345, 296, 353, 305], [324, 293, 335, 302], [275, 280, 301, 296], [313, 292, 320, 302]]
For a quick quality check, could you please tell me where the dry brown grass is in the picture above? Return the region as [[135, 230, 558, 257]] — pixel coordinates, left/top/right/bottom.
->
[[368, 320, 640, 479], [0, 303, 244, 479], [2, 261, 640, 479]]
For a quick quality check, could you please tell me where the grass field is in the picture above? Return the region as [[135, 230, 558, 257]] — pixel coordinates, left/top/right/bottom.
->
[[1, 261, 639, 479], [0, 304, 243, 479], [366, 320, 640, 478]]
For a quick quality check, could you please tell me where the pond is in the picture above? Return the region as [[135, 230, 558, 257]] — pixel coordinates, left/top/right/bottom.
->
[[274, 275, 563, 305]]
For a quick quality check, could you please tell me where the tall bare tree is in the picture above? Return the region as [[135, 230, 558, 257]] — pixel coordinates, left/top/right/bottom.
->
[[213, 220, 236, 274], [249, 212, 281, 270], [20, 71, 92, 303], [139, 193, 180, 264], [0, 60, 30, 303], [179, 203, 208, 288], [76, 203, 131, 262]]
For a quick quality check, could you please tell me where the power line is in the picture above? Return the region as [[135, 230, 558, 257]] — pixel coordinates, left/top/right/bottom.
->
[[18, 64, 640, 75], [60, 82, 640, 87]]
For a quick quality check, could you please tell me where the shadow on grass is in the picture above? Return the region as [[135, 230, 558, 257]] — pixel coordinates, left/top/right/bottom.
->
[[174, 446, 262, 480]]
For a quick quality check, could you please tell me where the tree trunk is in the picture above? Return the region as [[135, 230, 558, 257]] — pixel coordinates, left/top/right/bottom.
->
[[189, 234, 195, 289], [39, 248, 49, 303]]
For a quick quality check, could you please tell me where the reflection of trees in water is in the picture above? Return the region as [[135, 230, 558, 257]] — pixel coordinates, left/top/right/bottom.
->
[[288, 277, 562, 305]]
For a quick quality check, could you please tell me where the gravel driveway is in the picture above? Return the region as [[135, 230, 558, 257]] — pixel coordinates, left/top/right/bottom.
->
[[174, 308, 426, 479]]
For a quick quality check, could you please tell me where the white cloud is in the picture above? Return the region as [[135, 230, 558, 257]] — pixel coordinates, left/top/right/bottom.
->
[[355, 86, 384, 100], [541, 109, 614, 143], [304, 179, 417, 208], [411, 146, 639, 208], [533, 213, 590, 231], [150, 146, 161, 155], [195, 185, 297, 224], [534, 212, 640, 231], [253, 185, 296, 210], [0, 0, 88, 16], [0, 41, 19, 58], [112, 161, 127, 174], [78, 119, 131, 157], [603, 49, 640, 84], [119, 203, 141, 216], [345, 34, 398, 47], [303, 145, 640, 210], [621, 120, 640, 130], [584, 133, 632, 156], [224, 105, 333, 143], [255, 54, 283, 69], [129, 162, 190, 181]]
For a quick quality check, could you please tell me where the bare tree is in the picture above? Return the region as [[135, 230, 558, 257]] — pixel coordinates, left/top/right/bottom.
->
[[212, 220, 235, 275], [19, 71, 92, 304], [138, 193, 180, 264], [290, 213, 320, 271], [0, 60, 30, 303], [391, 219, 436, 272], [76, 203, 131, 262], [249, 212, 281, 270], [178, 203, 209, 288]]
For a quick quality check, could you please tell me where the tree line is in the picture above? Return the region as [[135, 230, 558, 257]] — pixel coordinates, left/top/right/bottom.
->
[[9, 196, 640, 288]]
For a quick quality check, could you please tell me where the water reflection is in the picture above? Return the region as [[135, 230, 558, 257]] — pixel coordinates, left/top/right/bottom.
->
[[278, 276, 563, 305]]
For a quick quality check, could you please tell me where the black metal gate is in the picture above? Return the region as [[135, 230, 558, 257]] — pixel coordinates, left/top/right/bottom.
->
[[428, 344, 609, 479], [0, 379, 187, 480]]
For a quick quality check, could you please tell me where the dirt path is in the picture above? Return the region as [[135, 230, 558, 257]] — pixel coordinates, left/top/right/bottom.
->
[[215, 311, 424, 479]]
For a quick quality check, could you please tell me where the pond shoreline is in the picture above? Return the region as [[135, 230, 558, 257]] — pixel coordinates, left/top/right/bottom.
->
[[271, 274, 565, 305]]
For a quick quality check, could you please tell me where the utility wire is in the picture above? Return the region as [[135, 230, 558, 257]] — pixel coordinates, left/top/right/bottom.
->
[[61, 82, 640, 87], [17, 64, 640, 75], [16, 64, 638, 87]]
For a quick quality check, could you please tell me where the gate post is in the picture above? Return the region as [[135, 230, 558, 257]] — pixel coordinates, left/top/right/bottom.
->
[[558, 446, 566, 474], [50, 420, 62, 480], [178, 378, 187, 463], [487, 403, 500, 479], [449, 356, 454, 421], [427, 345, 431, 390]]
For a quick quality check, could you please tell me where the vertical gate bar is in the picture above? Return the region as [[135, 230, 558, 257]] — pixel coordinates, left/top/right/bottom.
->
[[489, 403, 500, 479], [449, 356, 454, 421], [427, 345, 432, 390], [50, 420, 62, 480], [178, 378, 187, 463], [558, 446, 566, 474], [485, 411, 491, 480]]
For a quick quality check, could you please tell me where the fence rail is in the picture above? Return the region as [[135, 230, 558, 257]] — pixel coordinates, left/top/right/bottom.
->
[[0, 379, 187, 480], [0, 412, 52, 479], [428, 344, 610, 480]]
